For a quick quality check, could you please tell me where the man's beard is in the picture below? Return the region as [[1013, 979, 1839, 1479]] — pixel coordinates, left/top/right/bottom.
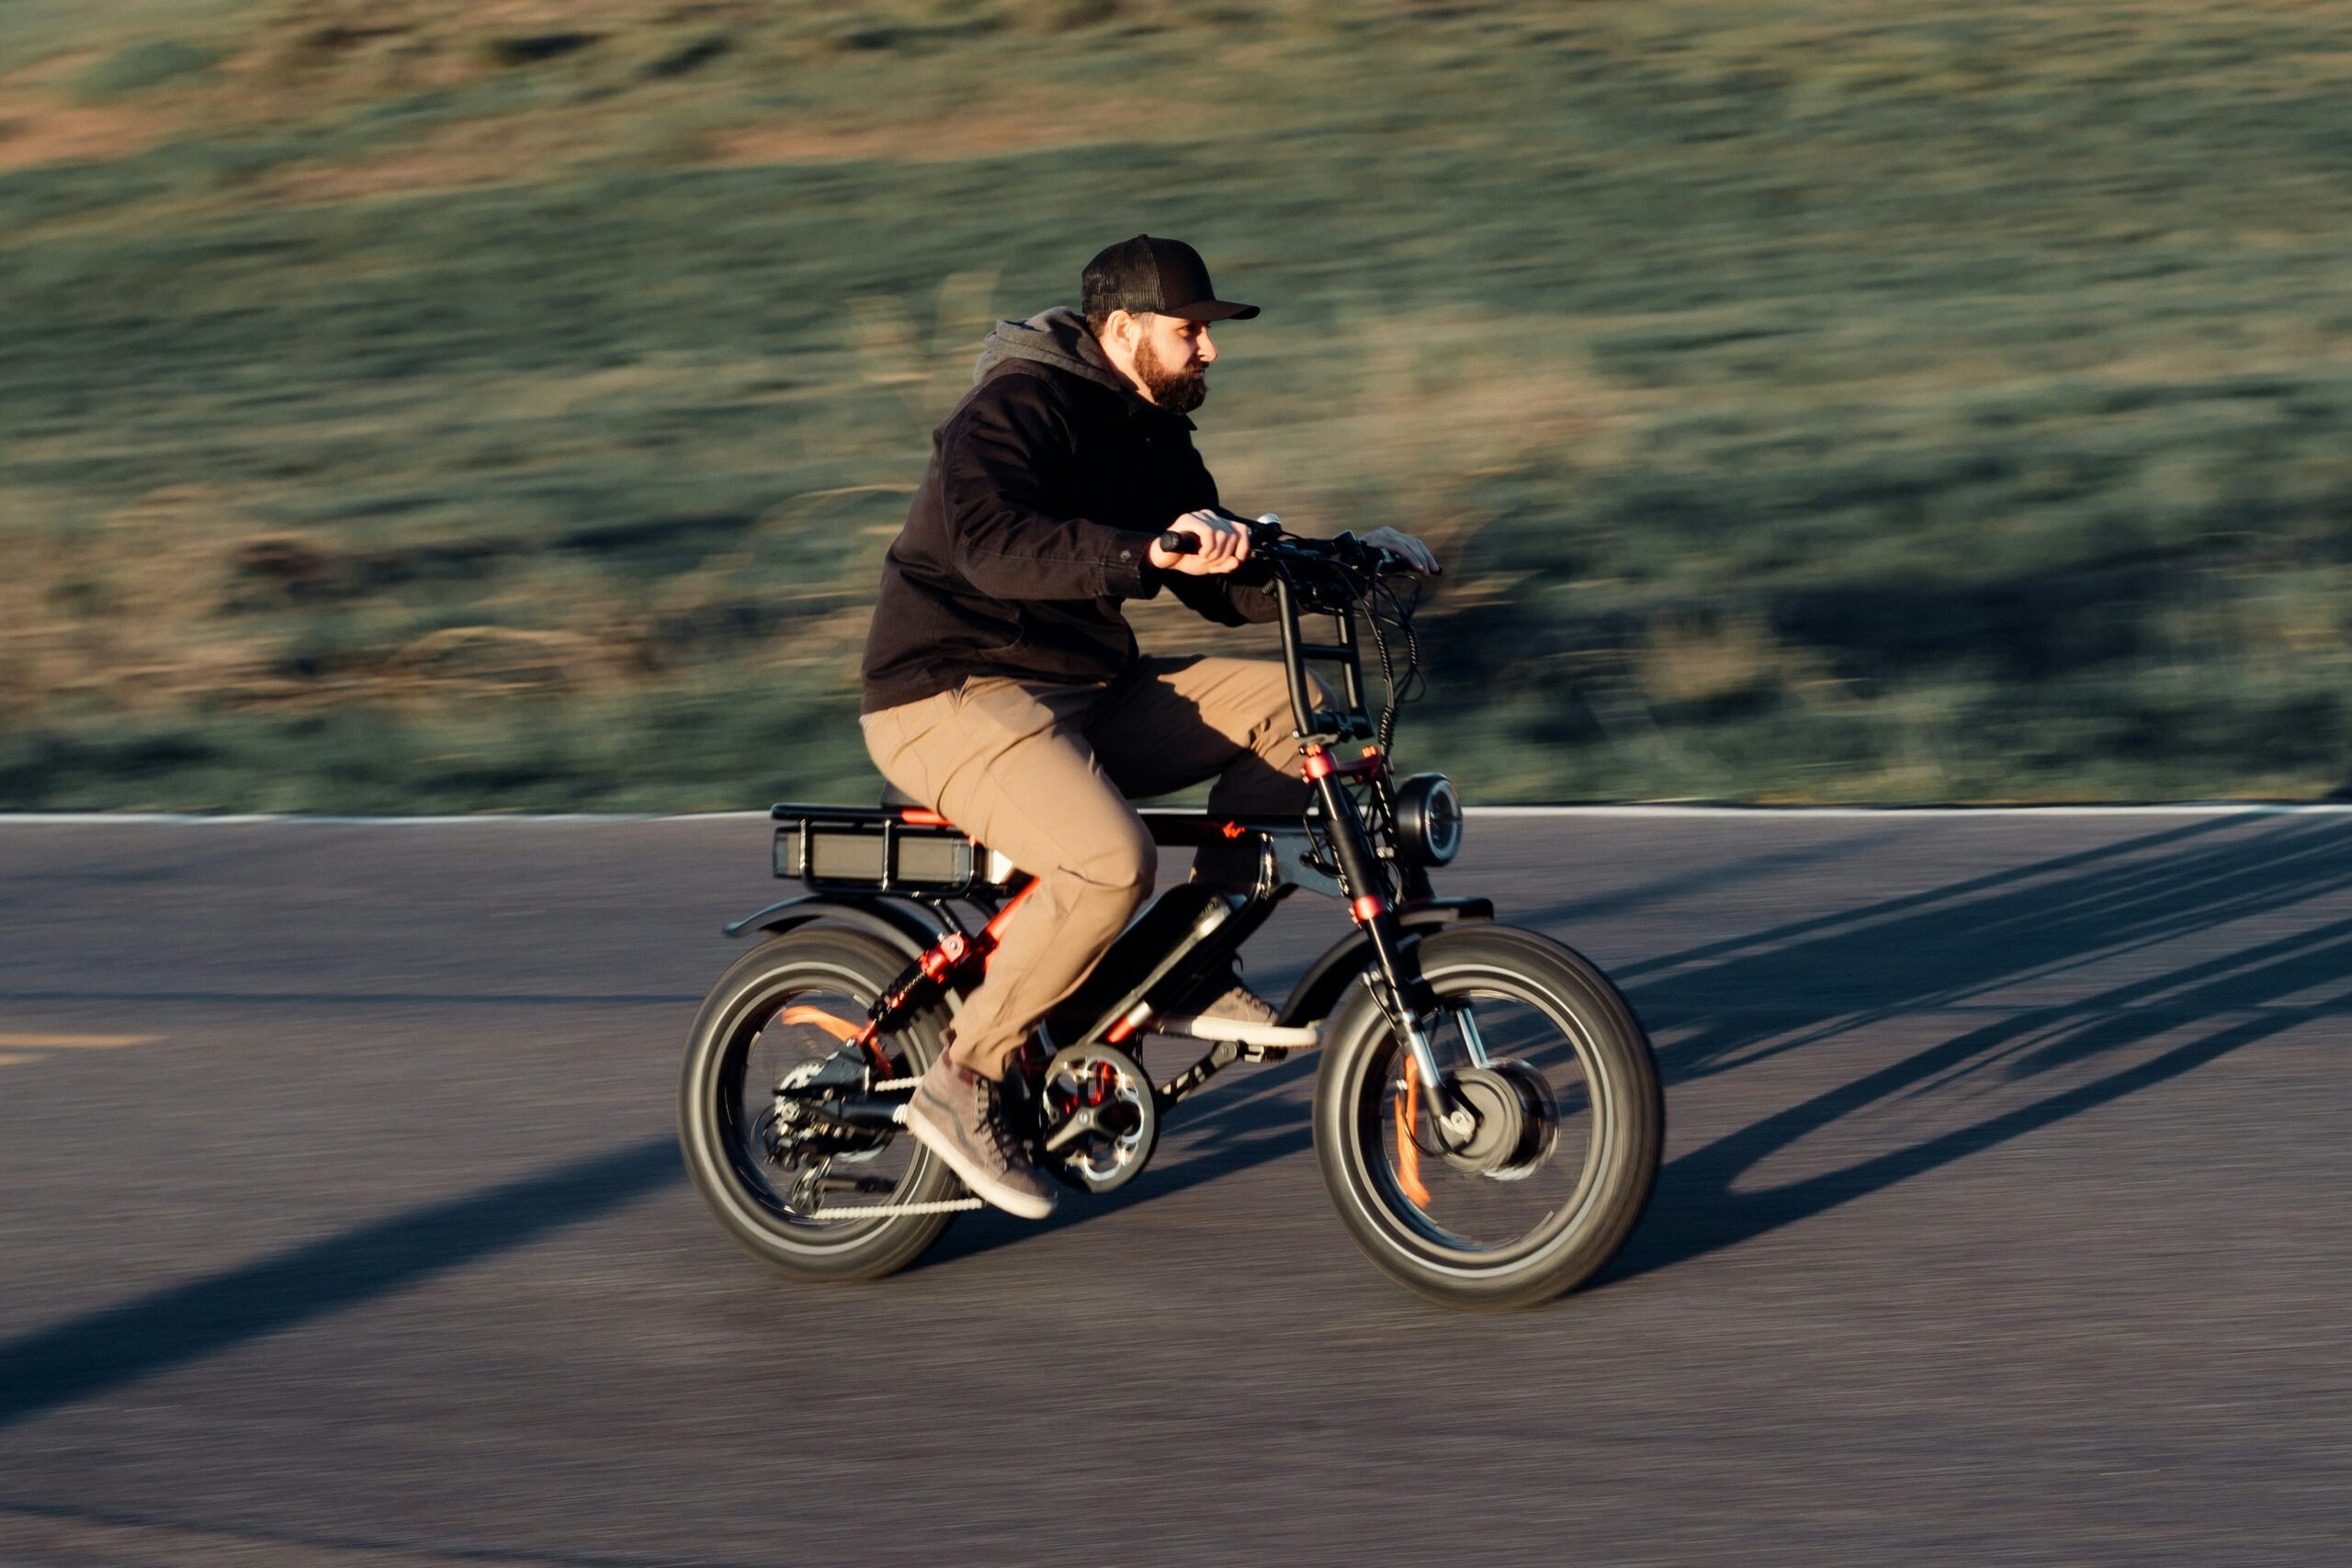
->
[[1135, 338, 1208, 413]]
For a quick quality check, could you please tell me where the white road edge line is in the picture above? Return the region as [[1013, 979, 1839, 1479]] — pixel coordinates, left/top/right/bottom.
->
[[0, 812, 776, 826], [3, 803, 2351, 826]]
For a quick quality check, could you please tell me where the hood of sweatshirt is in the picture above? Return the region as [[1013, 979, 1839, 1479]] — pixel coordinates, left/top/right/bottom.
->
[[971, 307, 1133, 395]]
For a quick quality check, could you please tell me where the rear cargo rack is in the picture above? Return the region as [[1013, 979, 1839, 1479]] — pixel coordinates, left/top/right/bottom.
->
[[767, 805, 993, 896], [765, 803, 1315, 897]]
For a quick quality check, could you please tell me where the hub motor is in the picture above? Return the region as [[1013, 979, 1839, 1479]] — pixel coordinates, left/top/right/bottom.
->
[[1439, 1061, 1557, 1181]]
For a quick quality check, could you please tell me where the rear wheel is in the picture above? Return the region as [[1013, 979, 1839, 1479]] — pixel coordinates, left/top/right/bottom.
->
[[679, 927, 963, 1281], [1313, 925, 1661, 1310]]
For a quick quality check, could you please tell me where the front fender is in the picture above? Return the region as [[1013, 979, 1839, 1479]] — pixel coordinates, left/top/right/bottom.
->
[[1275, 898, 1493, 1027], [721, 893, 953, 964]]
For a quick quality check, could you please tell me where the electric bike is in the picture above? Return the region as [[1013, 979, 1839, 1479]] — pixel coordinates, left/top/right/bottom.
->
[[678, 515, 1661, 1308]]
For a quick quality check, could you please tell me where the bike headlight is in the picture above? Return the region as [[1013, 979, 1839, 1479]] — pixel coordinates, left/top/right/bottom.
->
[[1395, 773, 1463, 866]]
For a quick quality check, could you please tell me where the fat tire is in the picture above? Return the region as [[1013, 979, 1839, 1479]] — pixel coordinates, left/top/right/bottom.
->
[[1312, 925, 1662, 1310], [679, 927, 961, 1282]]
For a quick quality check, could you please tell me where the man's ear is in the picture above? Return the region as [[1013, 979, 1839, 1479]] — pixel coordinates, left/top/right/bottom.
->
[[1113, 309, 1159, 351]]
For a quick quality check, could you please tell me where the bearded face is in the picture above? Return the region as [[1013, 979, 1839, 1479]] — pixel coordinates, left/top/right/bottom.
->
[[1133, 332, 1208, 414]]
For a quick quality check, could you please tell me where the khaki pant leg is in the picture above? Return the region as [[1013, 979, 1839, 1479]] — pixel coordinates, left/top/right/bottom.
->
[[1086, 655, 1320, 891], [863, 679, 1152, 1080]]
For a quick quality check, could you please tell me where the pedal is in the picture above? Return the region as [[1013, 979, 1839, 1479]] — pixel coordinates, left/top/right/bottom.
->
[[1239, 1043, 1289, 1065]]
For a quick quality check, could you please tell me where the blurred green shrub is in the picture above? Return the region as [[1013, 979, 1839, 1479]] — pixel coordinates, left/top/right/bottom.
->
[[74, 39, 224, 99]]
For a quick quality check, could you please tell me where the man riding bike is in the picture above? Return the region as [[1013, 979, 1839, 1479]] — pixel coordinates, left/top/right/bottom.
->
[[858, 235, 1438, 1219]]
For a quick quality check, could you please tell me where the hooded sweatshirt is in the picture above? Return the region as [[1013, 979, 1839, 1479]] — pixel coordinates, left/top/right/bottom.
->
[[859, 308, 1277, 714]]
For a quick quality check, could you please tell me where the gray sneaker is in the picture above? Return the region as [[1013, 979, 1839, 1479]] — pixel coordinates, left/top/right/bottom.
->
[[1197, 979, 1279, 1026], [906, 1052, 1057, 1220]]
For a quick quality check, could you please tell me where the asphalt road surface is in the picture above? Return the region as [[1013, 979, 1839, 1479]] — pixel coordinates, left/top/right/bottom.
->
[[2, 810, 2347, 1566]]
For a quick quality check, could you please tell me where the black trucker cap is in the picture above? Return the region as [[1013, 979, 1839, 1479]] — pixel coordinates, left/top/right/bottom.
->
[[1081, 235, 1261, 322]]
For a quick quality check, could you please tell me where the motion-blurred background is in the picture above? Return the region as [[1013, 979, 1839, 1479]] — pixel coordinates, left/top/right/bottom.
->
[[5, 0, 2347, 810]]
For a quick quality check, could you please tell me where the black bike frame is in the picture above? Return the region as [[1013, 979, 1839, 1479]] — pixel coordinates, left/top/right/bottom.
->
[[752, 524, 1477, 1113]]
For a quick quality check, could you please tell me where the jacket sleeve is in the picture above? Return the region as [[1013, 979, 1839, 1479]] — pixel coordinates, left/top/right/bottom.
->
[[1156, 562, 1282, 626], [1146, 448, 1281, 626], [940, 381, 1150, 602]]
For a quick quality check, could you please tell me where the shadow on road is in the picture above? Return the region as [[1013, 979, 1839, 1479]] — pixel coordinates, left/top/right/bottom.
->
[[1605, 812, 2352, 1284], [0, 1138, 679, 1432]]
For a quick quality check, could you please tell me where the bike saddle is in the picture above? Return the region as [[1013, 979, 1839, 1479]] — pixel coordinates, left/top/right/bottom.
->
[[880, 780, 974, 840]]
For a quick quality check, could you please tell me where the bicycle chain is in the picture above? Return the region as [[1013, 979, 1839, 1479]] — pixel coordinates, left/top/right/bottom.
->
[[806, 1195, 987, 1217], [799, 1075, 987, 1217]]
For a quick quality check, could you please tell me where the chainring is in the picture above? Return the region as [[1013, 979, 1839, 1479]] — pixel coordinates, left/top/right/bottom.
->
[[1038, 1042, 1159, 1193]]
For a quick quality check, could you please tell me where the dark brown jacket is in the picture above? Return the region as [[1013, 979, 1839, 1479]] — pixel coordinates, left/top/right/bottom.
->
[[859, 309, 1277, 714]]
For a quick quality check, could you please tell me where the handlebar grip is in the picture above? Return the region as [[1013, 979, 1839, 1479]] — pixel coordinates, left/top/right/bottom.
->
[[1154, 530, 1199, 556]]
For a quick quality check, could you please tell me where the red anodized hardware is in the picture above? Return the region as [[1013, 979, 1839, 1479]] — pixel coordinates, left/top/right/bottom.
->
[[917, 932, 969, 982], [1305, 744, 1385, 784], [1351, 895, 1387, 924], [851, 1020, 891, 1074]]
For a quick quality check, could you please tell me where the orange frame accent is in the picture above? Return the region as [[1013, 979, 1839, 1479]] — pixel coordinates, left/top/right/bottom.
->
[[1396, 1072, 1431, 1207]]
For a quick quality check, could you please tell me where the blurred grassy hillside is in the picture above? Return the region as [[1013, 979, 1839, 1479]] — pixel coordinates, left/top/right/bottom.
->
[[5, 0, 2351, 809]]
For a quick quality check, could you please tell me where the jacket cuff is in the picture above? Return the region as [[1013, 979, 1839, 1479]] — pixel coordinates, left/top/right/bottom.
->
[[1090, 524, 1150, 597]]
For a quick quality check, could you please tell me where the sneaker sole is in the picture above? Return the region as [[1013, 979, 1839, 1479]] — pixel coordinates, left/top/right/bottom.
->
[[905, 1098, 1057, 1221]]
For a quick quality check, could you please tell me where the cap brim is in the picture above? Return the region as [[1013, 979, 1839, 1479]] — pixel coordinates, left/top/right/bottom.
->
[[1171, 299, 1260, 322]]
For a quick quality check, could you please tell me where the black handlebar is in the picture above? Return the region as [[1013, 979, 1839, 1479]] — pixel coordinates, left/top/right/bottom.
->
[[1153, 517, 1425, 574]]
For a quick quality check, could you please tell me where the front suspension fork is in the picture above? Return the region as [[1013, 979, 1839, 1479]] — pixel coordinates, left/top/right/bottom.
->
[[1311, 768, 1476, 1141]]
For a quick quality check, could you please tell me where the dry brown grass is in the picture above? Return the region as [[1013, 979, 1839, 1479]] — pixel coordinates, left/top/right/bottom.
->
[[1637, 612, 1816, 706], [701, 98, 1148, 167], [0, 488, 282, 711], [0, 96, 170, 173], [0, 51, 177, 172]]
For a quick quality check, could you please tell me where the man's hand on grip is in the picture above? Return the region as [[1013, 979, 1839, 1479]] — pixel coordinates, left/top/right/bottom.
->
[[1358, 526, 1441, 576], [1148, 510, 1250, 574]]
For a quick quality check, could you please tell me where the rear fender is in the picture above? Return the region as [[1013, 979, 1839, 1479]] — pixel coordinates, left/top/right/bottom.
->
[[1275, 898, 1494, 1027], [721, 893, 953, 965]]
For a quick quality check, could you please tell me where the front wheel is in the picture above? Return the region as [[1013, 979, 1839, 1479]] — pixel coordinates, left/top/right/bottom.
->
[[1313, 925, 1662, 1310]]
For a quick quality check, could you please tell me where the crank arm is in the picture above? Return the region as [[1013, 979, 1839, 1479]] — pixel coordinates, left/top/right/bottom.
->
[[1042, 1100, 1141, 1155], [1042, 1104, 1107, 1154]]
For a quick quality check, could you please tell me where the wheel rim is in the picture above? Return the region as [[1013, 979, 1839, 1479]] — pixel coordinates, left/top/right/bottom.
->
[[704, 960, 939, 1247], [1345, 964, 1612, 1272]]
